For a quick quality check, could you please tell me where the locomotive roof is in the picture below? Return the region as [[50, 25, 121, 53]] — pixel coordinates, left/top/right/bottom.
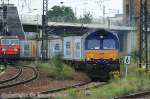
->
[[83, 29, 119, 39], [0, 36, 19, 39]]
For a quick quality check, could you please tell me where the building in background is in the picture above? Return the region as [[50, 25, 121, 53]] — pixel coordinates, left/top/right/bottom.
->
[[123, 0, 150, 53], [123, 0, 150, 26]]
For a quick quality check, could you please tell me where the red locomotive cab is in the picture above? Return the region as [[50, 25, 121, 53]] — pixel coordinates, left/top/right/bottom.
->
[[0, 36, 20, 57]]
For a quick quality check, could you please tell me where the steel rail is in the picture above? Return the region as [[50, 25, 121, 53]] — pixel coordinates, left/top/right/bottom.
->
[[41, 81, 108, 94], [76, 82, 107, 91], [115, 91, 150, 98], [0, 66, 22, 84], [41, 81, 92, 94], [0, 66, 38, 89]]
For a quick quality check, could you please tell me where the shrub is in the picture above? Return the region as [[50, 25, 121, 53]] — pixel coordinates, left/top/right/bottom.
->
[[37, 54, 74, 80], [68, 89, 78, 99], [57, 64, 150, 99], [50, 54, 63, 73], [58, 64, 74, 80], [37, 62, 58, 77], [130, 49, 139, 63]]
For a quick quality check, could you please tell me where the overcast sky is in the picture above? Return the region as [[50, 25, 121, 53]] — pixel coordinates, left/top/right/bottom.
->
[[7, 0, 123, 18]]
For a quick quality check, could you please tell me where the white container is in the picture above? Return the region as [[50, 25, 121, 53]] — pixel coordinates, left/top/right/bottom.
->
[[37, 41, 42, 58], [48, 39, 63, 58], [63, 36, 84, 61], [37, 38, 63, 59], [20, 40, 32, 58]]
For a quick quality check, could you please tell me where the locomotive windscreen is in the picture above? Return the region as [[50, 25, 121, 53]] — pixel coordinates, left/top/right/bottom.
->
[[86, 39, 100, 49], [103, 39, 116, 49], [85, 29, 119, 50], [1, 39, 19, 45]]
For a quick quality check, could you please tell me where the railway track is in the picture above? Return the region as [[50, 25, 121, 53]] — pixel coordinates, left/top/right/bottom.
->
[[41, 81, 107, 94], [115, 91, 150, 98], [0, 65, 38, 90], [41, 81, 91, 94], [0, 66, 22, 84], [75, 82, 107, 91], [0, 68, 107, 98], [40, 81, 107, 98]]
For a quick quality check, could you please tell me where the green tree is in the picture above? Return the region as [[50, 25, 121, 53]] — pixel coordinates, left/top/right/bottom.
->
[[79, 12, 93, 24], [47, 6, 77, 22]]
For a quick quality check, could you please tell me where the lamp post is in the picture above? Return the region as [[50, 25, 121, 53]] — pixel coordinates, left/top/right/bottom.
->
[[42, 0, 48, 60]]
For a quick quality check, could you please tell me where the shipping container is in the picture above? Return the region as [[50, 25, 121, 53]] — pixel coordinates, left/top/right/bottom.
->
[[48, 39, 63, 58], [31, 41, 37, 58], [37, 38, 62, 59], [20, 40, 32, 58], [37, 41, 42, 58], [63, 36, 84, 61]]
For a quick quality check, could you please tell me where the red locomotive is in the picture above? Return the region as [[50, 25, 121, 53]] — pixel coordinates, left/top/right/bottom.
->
[[0, 36, 20, 64]]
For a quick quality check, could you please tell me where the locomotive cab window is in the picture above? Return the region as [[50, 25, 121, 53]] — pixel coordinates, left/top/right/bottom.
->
[[1, 39, 19, 45], [11, 39, 19, 45], [86, 39, 100, 50], [103, 39, 116, 49], [1, 39, 10, 45]]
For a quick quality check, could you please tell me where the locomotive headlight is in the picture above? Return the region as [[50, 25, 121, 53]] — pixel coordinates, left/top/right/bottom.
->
[[113, 56, 116, 60], [113, 58, 116, 60], [2, 48, 6, 51], [87, 58, 90, 61], [14, 48, 18, 52], [100, 36, 103, 39]]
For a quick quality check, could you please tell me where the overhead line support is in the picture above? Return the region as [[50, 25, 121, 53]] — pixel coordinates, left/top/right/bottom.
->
[[139, 0, 148, 71], [41, 0, 48, 60]]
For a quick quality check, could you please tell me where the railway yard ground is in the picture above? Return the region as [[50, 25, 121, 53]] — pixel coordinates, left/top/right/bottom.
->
[[0, 62, 92, 98], [0, 71, 4, 77], [0, 61, 150, 98]]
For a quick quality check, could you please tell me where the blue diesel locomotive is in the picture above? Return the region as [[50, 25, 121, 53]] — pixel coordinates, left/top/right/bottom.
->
[[84, 29, 120, 80]]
